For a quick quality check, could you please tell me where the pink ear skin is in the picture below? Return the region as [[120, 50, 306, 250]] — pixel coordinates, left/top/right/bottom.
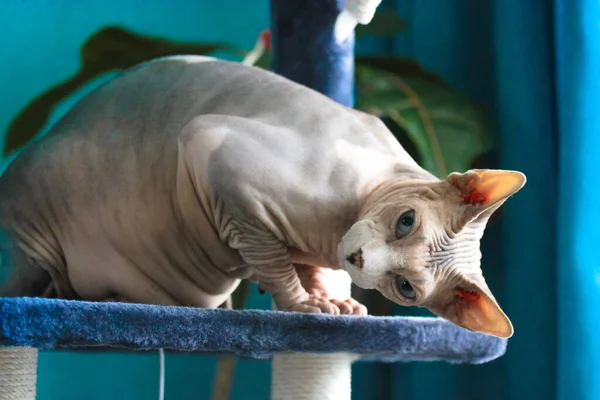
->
[[463, 191, 488, 206], [449, 169, 527, 208], [456, 288, 481, 302], [451, 287, 514, 339]]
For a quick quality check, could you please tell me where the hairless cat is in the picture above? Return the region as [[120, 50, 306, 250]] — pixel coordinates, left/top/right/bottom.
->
[[0, 56, 525, 338]]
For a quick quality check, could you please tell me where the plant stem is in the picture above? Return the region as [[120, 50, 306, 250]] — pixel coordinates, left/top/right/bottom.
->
[[211, 356, 237, 400], [388, 76, 447, 177]]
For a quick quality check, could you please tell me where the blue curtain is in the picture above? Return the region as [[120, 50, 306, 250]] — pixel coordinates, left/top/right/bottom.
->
[[555, 1, 600, 399], [369, 1, 600, 399]]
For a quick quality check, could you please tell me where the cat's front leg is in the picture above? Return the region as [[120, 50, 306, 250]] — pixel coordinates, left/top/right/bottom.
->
[[294, 264, 367, 316], [227, 225, 366, 315]]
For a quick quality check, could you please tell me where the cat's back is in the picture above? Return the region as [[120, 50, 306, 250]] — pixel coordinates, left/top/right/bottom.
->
[[0, 56, 418, 234], [0, 57, 277, 203], [1, 55, 356, 184]]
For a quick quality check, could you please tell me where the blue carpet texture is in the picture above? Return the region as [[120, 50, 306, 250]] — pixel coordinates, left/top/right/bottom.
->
[[0, 297, 506, 364]]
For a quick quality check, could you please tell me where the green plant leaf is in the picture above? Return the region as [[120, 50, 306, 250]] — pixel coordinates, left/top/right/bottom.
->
[[355, 64, 494, 177], [355, 9, 408, 37], [356, 56, 448, 87], [4, 26, 243, 156], [251, 49, 271, 70]]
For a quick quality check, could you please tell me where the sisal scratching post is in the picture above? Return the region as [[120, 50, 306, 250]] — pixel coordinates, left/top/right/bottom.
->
[[271, 270, 356, 400], [0, 347, 38, 400]]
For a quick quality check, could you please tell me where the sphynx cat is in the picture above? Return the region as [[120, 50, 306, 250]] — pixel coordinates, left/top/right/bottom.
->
[[0, 56, 525, 338]]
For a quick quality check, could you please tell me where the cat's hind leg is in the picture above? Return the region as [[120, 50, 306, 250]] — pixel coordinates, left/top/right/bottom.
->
[[0, 234, 75, 299]]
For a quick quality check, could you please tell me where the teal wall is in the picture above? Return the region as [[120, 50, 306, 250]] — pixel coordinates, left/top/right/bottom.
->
[[0, 0, 270, 166]]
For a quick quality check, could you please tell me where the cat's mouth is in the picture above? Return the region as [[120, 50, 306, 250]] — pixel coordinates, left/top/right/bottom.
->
[[346, 248, 363, 269]]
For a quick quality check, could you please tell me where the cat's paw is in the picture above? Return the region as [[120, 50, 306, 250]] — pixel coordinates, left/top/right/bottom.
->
[[285, 296, 368, 316], [285, 296, 341, 315], [330, 298, 368, 316]]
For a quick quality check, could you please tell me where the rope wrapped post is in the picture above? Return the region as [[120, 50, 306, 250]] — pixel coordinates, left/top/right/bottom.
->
[[271, 270, 356, 400], [0, 347, 38, 400]]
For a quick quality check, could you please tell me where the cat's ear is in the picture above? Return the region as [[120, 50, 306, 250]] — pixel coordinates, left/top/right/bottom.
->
[[447, 169, 526, 223], [429, 276, 513, 338], [448, 169, 526, 207]]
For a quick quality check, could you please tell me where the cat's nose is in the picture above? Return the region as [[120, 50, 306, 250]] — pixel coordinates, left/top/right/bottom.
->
[[346, 248, 363, 268]]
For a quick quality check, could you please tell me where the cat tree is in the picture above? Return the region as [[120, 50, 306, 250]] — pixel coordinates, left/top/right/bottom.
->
[[0, 1, 508, 399]]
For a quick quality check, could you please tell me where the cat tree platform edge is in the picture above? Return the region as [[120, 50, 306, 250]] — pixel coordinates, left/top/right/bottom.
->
[[0, 297, 506, 364]]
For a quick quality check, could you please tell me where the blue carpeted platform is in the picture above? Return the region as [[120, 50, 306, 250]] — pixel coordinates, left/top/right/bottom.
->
[[0, 297, 506, 364]]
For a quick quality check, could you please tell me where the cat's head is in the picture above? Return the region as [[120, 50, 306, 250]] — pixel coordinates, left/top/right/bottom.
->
[[339, 169, 526, 338]]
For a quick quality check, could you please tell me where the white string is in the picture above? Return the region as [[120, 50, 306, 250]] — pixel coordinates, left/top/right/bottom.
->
[[334, 0, 383, 43], [158, 348, 165, 400]]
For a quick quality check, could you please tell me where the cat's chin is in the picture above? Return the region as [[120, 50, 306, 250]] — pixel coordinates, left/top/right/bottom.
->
[[339, 260, 374, 290]]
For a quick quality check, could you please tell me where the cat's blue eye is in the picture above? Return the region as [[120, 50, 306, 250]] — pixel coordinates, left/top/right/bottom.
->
[[396, 275, 416, 300], [395, 209, 415, 238]]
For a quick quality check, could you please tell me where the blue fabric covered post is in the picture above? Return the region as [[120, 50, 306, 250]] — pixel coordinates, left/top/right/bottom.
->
[[270, 0, 355, 108]]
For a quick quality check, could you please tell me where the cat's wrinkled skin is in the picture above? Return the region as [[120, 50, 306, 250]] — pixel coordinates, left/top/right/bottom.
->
[[0, 56, 525, 338]]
